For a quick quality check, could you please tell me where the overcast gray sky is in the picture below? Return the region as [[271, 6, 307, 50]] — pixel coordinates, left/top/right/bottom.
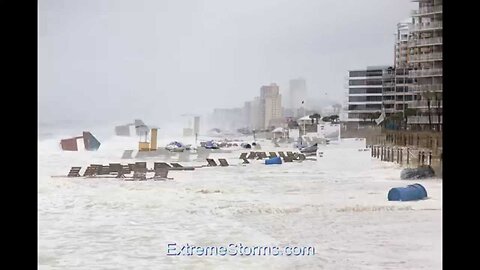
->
[[38, 0, 416, 125]]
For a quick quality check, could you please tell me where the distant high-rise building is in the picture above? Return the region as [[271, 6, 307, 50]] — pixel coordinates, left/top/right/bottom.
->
[[260, 83, 283, 129], [394, 19, 412, 68], [289, 78, 307, 116]]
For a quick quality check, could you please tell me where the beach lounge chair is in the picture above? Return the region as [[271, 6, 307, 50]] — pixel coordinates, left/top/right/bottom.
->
[[98, 165, 111, 175], [133, 162, 147, 180], [121, 150, 134, 159], [83, 165, 99, 177], [152, 168, 172, 180], [242, 158, 250, 164], [256, 152, 267, 159], [286, 151, 295, 158], [218, 159, 229, 167], [283, 156, 294, 162], [67, 167, 81, 177], [278, 151, 286, 158], [154, 162, 172, 170], [109, 163, 125, 178], [170, 163, 183, 168], [246, 152, 256, 159], [239, 153, 248, 159], [268, 152, 278, 158], [206, 158, 218, 166]]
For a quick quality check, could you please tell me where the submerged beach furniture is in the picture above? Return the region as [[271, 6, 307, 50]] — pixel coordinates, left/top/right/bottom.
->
[[67, 167, 82, 177], [387, 183, 428, 201], [265, 157, 282, 165], [152, 168, 172, 180], [268, 152, 278, 158], [218, 159, 229, 167], [132, 162, 147, 180], [206, 158, 218, 166], [400, 166, 435, 179]]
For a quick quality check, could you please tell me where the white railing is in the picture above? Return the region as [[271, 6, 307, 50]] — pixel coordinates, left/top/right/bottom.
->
[[409, 69, 443, 77], [409, 84, 443, 92], [410, 52, 443, 62], [411, 100, 443, 108], [409, 37, 442, 47], [411, 22, 443, 31], [412, 5, 443, 16]]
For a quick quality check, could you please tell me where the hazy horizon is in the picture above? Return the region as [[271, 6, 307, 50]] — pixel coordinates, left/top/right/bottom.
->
[[38, 0, 416, 126]]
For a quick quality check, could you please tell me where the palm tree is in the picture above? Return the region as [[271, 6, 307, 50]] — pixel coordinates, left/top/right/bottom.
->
[[422, 90, 435, 131], [309, 113, 321, 124], [434, 92, 442, 131]]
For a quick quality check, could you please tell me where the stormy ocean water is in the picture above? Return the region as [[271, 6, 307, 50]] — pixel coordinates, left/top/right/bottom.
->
[[38, 123, 442, 269]]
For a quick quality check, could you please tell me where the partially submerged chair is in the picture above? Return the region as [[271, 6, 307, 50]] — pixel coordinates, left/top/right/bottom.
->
[[268, 152, 278, 159], [67, 167, 81, 177], [121, 150, 134, 159], [218, 158, 229, 167], [109, 163, 125, 178], [152, 168, 172, 180], [98, 165, 111, 175], [154, 162, 172, 170], [256, 152, 267, 159], [206, 158, 218, 166], [133, 162, 147, 180], [170, 163, 183, 168], [83, 165, 100, 177]]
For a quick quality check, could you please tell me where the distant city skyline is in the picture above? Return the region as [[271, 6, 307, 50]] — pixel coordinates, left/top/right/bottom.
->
[[39, 0, 416, 125]]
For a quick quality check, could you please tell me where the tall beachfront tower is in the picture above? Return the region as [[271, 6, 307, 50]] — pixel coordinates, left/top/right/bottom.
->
[[408, 0, 442, 130], [260, 83, 283, 129]]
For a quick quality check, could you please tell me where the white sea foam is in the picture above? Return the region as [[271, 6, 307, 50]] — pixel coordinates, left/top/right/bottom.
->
[[38, 135, 442, 269]]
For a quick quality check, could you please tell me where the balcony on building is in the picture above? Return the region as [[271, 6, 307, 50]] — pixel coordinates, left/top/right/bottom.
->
[[409, 84, 443, 93], [409, 37, 442, 47], [409, 68, 442, 77], [409, 52, 442, 62], [410, 21, 443, 32], [411, 5, 442, 16]]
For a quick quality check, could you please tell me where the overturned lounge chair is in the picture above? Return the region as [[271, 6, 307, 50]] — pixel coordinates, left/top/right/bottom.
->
[[169, 162, 195, 171], [109, 163, 126, 178], [67, 167, 81, 177], [152, 168, 173, 180], [206, 158, 218, 167], [268, 152, 278, 159], [218, 159, 229, 167], [132, 162, 147, 180], [256, 152, 268, 159], [246, 152, 256, 159], [83, 165, 100, 177]]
